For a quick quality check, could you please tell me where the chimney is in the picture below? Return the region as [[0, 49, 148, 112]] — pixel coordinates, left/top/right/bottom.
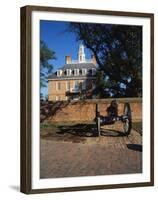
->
[[92, 54, 97, 66], [65, 55, 71, 64]]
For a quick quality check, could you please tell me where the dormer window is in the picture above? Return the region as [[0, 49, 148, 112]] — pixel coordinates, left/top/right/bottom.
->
[[57, 70, 62, 77], [82, 68, 87, 76], [66, 69, 72, 76], [74, 69, 79, 76], [92, 68, 96, 76]]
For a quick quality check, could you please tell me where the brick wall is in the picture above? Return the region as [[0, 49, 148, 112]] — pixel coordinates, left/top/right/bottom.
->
[[48, 80, 70, 101], [44, 98, 142, 123]]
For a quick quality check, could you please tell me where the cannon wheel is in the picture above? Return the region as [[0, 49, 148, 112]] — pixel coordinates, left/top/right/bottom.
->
[[123, 103, 132, 135]]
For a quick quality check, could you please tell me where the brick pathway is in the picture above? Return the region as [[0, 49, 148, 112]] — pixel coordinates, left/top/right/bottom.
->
[[40, 123, 142, 178]]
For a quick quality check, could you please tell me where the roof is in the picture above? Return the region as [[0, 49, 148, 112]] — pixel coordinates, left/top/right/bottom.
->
[[62, 62, 96, 70], [48, 62, 96, 80]]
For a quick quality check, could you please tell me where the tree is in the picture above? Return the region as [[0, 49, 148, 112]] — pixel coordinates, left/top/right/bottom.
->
[[40, 40, 56, 89], [69, 23, 142, 98]]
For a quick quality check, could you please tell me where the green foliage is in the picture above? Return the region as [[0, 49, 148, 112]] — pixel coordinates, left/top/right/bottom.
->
[[40, 40, 56, 89], [69, 23, 142, 97], [94, 70, 110, 98]]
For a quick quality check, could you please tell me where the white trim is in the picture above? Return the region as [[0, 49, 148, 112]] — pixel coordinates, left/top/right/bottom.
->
[[82, 68, 87, 76], [57, 69, 62, 77], [66, 81, 71, 91], [74, 80, 79, 90], [74, 68, 79, 76], [56, 82, 61, 91], [92, 68, 96, 76], [56, 96, 59, 101], [66, 69, 72, 76], [48, 77, 96, 81]]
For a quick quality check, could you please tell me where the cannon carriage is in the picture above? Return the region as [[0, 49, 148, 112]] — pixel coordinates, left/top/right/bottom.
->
[[95, 100, 132, 136]]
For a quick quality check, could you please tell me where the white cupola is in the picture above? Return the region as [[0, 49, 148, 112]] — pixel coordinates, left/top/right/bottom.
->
[[78, 44, 85, 63]]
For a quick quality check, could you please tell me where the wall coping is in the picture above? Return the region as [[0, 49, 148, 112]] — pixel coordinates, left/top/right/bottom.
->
[[70, 97, 142, 104]]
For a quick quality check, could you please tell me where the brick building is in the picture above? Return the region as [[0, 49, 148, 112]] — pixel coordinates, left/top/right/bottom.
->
[[48, 44, 97, 101]]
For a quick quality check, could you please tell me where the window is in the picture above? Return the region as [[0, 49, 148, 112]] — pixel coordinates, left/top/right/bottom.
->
[[92, 80, 96, 89], [67, 81, 71, 91], [57, 70, 62, 76], [82, 81, 86, 90], [82, 68, 87, 76], [92, 68, 96, 76], [74, 69, 79, 76], [66, 69, 72, 76], [56, 82, 61, 90], [74, 81, 79, 90], [56, 96, 61, 101]]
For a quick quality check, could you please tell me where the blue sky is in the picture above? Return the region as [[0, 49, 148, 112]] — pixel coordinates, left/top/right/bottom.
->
[[40, 20, 92, 98]]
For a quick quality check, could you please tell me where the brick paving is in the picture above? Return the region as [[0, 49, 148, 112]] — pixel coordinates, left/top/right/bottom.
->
[[40, 122, 142, 178]]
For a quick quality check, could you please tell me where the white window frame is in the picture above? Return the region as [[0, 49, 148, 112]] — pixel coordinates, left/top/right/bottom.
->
[[74, 80, 79, 90], [56, 96, 60, 101], [66, 81, 71, 91], [92, 68, 96, 76], [66, 69, 72, 76], [56, 82, 61, 91], [57, 70, 62, 77], [74, 69, 79, 76], [82, 68, 87, 76]]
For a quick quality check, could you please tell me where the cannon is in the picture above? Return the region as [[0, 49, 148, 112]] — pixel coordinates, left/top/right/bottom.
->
[[95, 100, 132, 136]]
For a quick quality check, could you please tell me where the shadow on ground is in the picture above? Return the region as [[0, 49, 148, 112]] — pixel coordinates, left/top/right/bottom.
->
[[127, 144, 142, 152], [101, 129, 129, 137], [41, 123, 129, 143]]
